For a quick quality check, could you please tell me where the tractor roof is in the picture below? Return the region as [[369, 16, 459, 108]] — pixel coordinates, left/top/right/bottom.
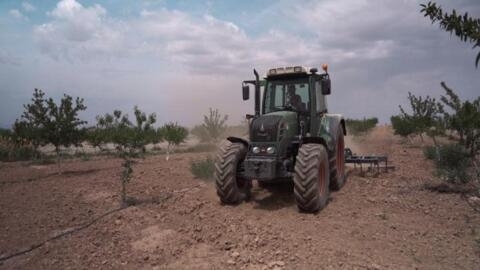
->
[[266, 66, 313, 78]]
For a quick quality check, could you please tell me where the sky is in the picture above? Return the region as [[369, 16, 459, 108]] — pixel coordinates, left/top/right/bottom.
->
[[0, 0, 479, 128]]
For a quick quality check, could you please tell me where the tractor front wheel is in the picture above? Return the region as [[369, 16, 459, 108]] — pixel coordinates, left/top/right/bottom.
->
[[214, 141, 251, 204], [293, 144, 330, 213]]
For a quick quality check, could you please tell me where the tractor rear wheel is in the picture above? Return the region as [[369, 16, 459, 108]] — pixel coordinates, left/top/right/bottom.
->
[[214, 141, 250, 204], [330, 125, 346, 190], [293, 144, 330, 213]]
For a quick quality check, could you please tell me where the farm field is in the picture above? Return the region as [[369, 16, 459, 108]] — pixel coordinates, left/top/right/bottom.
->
[[1, 127, 479, 270]]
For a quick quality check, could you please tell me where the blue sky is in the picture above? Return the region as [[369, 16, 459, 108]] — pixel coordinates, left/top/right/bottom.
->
[[0, 0, 479, 128]]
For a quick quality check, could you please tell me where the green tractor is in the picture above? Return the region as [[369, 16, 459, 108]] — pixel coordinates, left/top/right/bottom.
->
[[214, 65, 346, 213]]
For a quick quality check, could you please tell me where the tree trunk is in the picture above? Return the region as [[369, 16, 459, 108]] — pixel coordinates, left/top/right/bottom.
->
[[56, 146, 62, 174]]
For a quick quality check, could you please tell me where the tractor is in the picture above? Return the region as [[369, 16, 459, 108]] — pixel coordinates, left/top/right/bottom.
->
[[214, 65, 346, 213]]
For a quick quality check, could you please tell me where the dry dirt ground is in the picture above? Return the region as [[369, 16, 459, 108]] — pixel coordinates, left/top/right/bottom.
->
[[1, 127, 479, 270]]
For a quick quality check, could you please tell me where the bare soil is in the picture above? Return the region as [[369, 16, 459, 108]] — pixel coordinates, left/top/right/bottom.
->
[[1, 127, 479, 270]]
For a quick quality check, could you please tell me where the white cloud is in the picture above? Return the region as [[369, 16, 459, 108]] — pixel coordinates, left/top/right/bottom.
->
[[22, 2, 36, 12], [34, 0, 126, 61], [33, 0, 401, 73], [9, 9, 28, 21]]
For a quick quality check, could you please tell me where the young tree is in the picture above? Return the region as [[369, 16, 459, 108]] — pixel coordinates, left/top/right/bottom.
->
[[14, 89, 87, 166], [13, 89, 49, 155], [439, 82, 480, 155], [159, 122, 188, 161], [192, 108, 228, 142], [96, 107, 159, 206], [390, 115, 416, 140], [44, 94, 87, 170], [421, 2, 480, 67], [399, 92, 444, 144]]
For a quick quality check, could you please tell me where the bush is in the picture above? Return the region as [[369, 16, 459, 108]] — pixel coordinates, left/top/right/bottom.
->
[[0, 140, 39, 162], [345, 117, 378, 135], [434, 144, 471, 184], [423, 146, 437, 160], [190, 156, 214, 180], [191, 108, 228, 142], [391, 115, 416, 138]]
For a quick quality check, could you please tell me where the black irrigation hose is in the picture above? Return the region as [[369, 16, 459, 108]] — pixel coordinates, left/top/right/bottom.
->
[[0, 207, 124, 262], [0, 192, 174, 263]]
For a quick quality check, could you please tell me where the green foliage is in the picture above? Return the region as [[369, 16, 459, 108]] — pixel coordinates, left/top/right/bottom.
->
[[390, 115, 416, 138], [190, 156, 215, 180], [192, 108, 228, 142], [159, 122, 188, 160], [423, 145, 438, 160], [13, 89, 49, 150], [13, 89, 87, 168], [345, 117, 378, 135], [95, 106, 158, 206], [421, 2, 480, 67], [434, 144, 471, 184], [439, 82, 480, 155], [0, 128, 12, 138], [398, 92, 444, 144]]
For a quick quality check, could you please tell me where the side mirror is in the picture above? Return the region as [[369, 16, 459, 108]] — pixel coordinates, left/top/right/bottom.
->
[[242, 85, 250, 100], [321, 79, 331, 95]]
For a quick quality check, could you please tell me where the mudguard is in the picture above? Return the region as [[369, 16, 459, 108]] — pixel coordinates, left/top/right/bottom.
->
[[227, 136, 249, 148], [315, 114, 345, 153]]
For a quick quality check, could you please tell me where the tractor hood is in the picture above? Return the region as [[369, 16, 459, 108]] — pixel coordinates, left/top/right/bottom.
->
[[250, 111, 298, 142]]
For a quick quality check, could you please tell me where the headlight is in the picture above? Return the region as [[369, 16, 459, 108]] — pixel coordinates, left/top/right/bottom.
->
[[252, 146, 260, 154], [267, 146, 275, 154]]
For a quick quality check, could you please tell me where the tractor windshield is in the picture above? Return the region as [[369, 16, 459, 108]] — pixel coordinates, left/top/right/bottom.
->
[[263, 79, 310, 114]]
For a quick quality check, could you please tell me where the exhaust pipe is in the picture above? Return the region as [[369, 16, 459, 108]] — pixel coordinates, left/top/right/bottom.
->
[[254, 69, 260, 116]]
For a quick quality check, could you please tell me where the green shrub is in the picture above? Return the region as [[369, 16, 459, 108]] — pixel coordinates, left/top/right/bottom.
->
[[190, 156, 215, 180], [423, 146, 437, 160], [345, 117, 378, 135], [391, 115, 416, 138], [0, 138, 39, 162], [435, 144, 471, 184]]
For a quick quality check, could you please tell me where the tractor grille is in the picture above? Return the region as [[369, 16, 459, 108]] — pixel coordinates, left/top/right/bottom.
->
[[250, 115, 282, 142]]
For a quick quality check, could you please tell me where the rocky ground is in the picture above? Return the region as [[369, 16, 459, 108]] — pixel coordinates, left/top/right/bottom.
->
[[0, 127, 479, 270]]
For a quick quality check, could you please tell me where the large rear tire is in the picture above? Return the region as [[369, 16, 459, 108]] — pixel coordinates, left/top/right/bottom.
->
[[293, 144, 330, 213], [330, 126, 346, 190], [214, 141, 250, 204]]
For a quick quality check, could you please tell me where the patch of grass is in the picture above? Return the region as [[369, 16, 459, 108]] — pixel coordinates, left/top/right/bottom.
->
[[190, 156, 215, 180]]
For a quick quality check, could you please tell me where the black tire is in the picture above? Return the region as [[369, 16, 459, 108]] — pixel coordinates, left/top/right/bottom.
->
[[214, 141, 250, 204], [293, 144, 330, 213], [330, 125, 346, 191]]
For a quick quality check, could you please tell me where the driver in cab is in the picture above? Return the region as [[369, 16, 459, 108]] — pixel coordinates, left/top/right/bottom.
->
[[287, 85, 306, 112]]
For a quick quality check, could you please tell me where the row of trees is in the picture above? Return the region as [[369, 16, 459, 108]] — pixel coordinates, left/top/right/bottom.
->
[[345, 117, 378, 136], [390, 2, 480, 184], [10, 89, 190, 163], [391, 83, 479, 183]]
